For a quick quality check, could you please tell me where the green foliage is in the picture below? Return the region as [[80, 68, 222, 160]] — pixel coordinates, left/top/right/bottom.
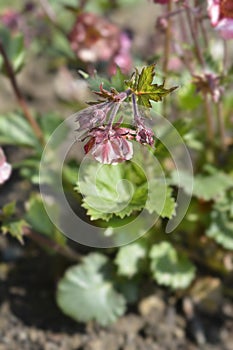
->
[[0, 202, 25, 244], [81, 67, 127, 93], [25, 194, 66, 246], [171, 167, 233, 201], [76, 161, 175, 222], [0, 113, 41, 149], [125, 65, 177, 107], [0, 26, 25, 74], [115, 240, 147, 277], [145, 180, 176, 218], [206, 191, 233, 250], [56, 253, 126, 325], [75, 162, 147, 221], [177, 83, 202, 110], [150, 242, 196, 289]]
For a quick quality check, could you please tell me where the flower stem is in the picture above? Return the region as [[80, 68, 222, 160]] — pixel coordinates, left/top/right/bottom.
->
[[162, 0, 172, 116], [23, 226, 81, 262], [185, 5, 205, 67], [216, 101, 227, 151], [132, 93, 138, 116], [107, 102, 121, 129], [0, 41, 45, 145], [203, 94, 215, 145]]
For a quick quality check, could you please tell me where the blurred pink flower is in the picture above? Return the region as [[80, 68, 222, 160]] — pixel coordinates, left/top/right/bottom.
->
[[84, 126, 134, 164], [108, 32, 133, 75], [208, 0, 233, 39], [68, 13, 120, 63], [0, 9, 20, 31], [153, 0, 178, 4], [0, 148, 12, 185]]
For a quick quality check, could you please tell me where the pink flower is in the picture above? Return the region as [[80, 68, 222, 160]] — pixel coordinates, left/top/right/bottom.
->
[[108, 32, 133, 75], [153, 0, 178, 4], [68, 13, 120, 63], [208, 0, 233, 39], [0, 9, 20, 31], [136, 126, 154, 146], [0, 148, 12, 185], [84, 126, 134, 164]]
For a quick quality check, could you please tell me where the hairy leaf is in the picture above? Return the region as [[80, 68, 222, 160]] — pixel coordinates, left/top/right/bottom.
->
[[76, 162, 147, 221], [150, 242, 195, 289], [171, 168, 232, 201], [206, 191, 233, 250], [56, 253, 126, 325], [115, 240, 147, 277]]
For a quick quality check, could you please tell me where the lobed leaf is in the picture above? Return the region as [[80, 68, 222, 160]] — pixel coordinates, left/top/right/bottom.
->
[[150, 242, 196, 289], [125, 64, 177, 108], [56, 253, 126, 325], [115, 240, 147, 277]]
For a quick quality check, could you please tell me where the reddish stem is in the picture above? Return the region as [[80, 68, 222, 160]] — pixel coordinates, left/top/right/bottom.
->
[[0, 41, 45, 145]]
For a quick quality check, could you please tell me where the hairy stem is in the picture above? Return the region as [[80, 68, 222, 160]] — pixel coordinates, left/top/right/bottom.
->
[[162, 0, 172, 115], [0, 41, 45, 145], [23, 226, 81, 262], [185, 5, 205, 67], [203, 94, 215, 145], [216, 102, 227, 151]]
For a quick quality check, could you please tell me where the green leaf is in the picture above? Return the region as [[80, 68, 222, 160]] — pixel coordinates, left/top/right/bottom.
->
[[0, 113, 40, 149], [25, 194, 66, 246], [115, 240, 147, 277], [206, 191, 233, 250], [81, 67, 127, 95], [76, 162, 148, 221], [150, 242, 196, 289], [145, 179, 176, 219], [1, 202, 16, 219], [0, 26, 25, 74], [56, 253, 126, 325], [2, 220, 26, 244], [1, 202, 25, 244], [125, 65, 177, 108], [171, 168, 233, 201]]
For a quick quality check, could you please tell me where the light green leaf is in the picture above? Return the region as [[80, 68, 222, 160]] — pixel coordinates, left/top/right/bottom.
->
[[115, 241, 147, 277], [206, 191, 233, 250], [171, 169, 232, 201], [1, 202, 25, 244], [76, 162, 147, 221], [0, 113, 40, 149], [125, 65, 177, 108], [1, 202, 16, 219], [2, 220, 26, 244], [56, 253, 126, 325], [145, 179, 176, 219], [150, 242, 195, 289]]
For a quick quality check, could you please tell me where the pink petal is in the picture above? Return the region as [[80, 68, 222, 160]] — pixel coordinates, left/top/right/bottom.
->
[[207, 0, 220, 26], [216, 18, 233, 39]]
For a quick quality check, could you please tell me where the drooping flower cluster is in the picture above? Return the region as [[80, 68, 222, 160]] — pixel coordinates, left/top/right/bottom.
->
[[208, 0, 233, 39], [0, 148, 12, 185], [68, 12, 132, 74], [75, 89, 155, 165]]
